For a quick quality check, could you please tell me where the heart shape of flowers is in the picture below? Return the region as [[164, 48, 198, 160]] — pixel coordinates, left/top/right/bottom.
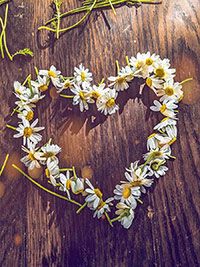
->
[[8, 52, 187, 229]]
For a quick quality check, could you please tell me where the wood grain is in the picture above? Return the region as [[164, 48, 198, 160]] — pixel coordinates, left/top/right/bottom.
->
[[0, 0, 200, 266]]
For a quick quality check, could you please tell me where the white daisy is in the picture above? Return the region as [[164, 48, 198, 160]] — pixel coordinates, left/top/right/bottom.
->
[[113, 184, 140, 208], [90, 83, 109, 99], [150, 99, 178, 119], [17, 108, 34, 122], [13, 118, 44, 147], [31, 76, 48, 92], [40, 143, 61, 165], [74, 63, 93, 87], [93, 197, 114, 219], [119, 66, 135, 82], [14, 81, 27, 95], [156, 79, 183, 102], [147, 133, 166, 150], [115, 202, 135, 229], [85, 178, 103, 209], [70, 84, 94, 112], [122, 165, 153, 194], [146, 76, 163, 93], [129, 54, 149, 79], [158, 124, 177, 146], [39, 65, 62, 88], [45, 161, 60, 187], [154, 58, 176, 81], [154, 117, 177, 131], [71, 178, 84, 194], [143, 145, 172, 161], [147, 159, 168, 178], [59, 171, 71, 199], [57, 79, 74, 93], [96, 89, 119, 115], [20, 144, 43, 170]]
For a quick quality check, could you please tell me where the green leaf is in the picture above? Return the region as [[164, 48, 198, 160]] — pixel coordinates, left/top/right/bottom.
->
[[12, 48, 34, 59]]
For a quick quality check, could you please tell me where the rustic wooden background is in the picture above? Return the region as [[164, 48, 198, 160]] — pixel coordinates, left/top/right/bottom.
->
[[0, 0, 200, 266]]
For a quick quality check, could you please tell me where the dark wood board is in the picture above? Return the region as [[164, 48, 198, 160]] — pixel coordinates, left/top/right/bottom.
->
[[0, 0, 200, 266]]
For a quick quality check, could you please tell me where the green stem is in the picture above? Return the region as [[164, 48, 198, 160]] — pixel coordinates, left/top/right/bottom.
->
[[34, 66, 39, 76], [0, 0, 10, 6], [55, 0, 61, 39], [108, 0, 116, 15], [44, 0, 158, 26], [0, 153, 9, 176], [116, 60, 119, 73], [105, 211, 114, 227], [6, 124, 16, 130], [12, 164, 82, 207], [180, 78, 193, 85], [111, 214, 123, 223], [60, 94, 74, 98], [22, 74, 31, 86], [141, 153, 154, 172], [11, 105, 19, 116], [39, 0, 97, 34], [76, 202, 87, 213], [136, 198, 143, 204], [59, 168, 73, 172], [0, 17, 5, 58], [126, 55, 130, 66]]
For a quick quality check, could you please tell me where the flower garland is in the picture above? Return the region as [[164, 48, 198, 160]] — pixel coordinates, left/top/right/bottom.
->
[[7, 52, 192, 229]]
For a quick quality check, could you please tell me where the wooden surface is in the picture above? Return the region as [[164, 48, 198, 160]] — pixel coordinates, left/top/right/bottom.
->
[[0, 0, 200, 266]]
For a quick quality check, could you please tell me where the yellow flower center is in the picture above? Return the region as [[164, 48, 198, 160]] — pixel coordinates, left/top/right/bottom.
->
[[116, 77, 126, 85], [122, 188, 131, 199], [45, 168, 50, 178], [146, 77, 152, 88], [81, 72, 86, 82], [106, 98, 115, 108], [148, 133, 156, 139], [94, 188, 103, 199], [28, 153, 35, 161], [155, 67, 165, 78], [38, 85, 48, 92], [43, 152, 55, 158], [23, 127, 32, 138], [168, 137, 176, 146], [165, 87, 174, 96], [97, 201, 106, 210], [79, 91, 85, 100], [66, 180, 71, 191], [160, 104, 166, 114], [136, 61, 143, 69], [91, 91, 100, 99], [15, 89, 21, 95], [64, 81, 71, 88], [178, 94, 184, 102], [153, 151, 162, 157], [161, 117, 169, 122], [48, 71, 56, 78], [25, 111, 34, 121], [131, 180, 142, 187], [145, 58, 153, 66]]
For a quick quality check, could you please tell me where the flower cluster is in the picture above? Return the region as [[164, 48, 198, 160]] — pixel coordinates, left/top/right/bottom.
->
[[8, 52, 186, 229]]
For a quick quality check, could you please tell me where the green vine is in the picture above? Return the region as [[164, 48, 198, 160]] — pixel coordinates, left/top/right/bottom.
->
[[38, 0, 161, 39], [0, 4, 33, 60]]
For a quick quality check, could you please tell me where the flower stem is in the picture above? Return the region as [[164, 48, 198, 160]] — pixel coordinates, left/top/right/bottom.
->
[[105, 211, 114, 227], [126, 55, 130, 66], [6, 124, 16, 130], [59, 168, 73, 172], [60, 94, 74, 98], [116, 60, 120, 73], [136, 198, 143, 204], [76, 202, 87, 214], [0, 153, 9, 176], [11, 105, 20, 116], [180, 78, 193, 85], [12, 164, 82, 207]]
